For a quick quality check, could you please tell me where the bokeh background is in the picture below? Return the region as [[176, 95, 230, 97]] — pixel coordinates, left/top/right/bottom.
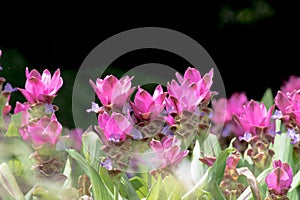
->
[[0, 0, 299, 128]]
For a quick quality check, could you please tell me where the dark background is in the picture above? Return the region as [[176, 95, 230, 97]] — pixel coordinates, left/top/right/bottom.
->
[[0, 1, 299, 128]]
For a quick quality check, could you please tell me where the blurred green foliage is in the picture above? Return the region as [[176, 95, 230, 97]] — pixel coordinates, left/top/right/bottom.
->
[[219, 0, 275, 27]]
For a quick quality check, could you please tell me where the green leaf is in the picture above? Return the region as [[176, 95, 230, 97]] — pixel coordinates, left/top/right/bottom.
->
[[0, 138, 33, 186], [0, 162, 25, 200], [271, 133, 293, 163], [62, 158, 72, 189], [130, 176, 149, 199], [261, 88, 273, 109], [191, 140, 206, 184], [99, 167, 114, 193], [290, 169, 300, 192], [210, 148, 234, 184], [183, 148, 234, 199], [4, 113, 22, 137], [32, 187, 61, 200], [161, 175, 185, 200], [287, 188, 299, 199], [147, 175, 165, 200], [67, 149, 113, 200], [202, 134, 222, 157], [82, 129, 104, 171], [120, 175, 140, 200]]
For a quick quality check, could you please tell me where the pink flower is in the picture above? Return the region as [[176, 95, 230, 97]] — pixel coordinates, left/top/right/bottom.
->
[[234, 100, 275, 134], [18, 68, 63, 104], [63, 128, 83, 151], [90, 75, 135, 109], [166, 68, 213, 114], [226, 151, 240, 169], [212, 93, 248, 136], [275, 90, 300, 125], [19, 114, 62, 146], [98, 111, 132, 142], [150, 136, 188, 170], [281, 75, 300, 93], [14, 101, 31, 114], [212, 93, 248, 125], [131, 85, 166, 121], [265, 160, 293, 195]]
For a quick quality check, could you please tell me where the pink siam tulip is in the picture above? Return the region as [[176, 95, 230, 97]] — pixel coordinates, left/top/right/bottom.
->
[[275, 90, 300, 125], [150, 136, 188, 172], [212, 92, 248, 137], [166, 68, 213, 115], [130, 85, 167, 122], [90, 75, 135, 110], [234, 100, 275, 134], [235, 100, 275, 171], [18, 68, 63, 104], [281, 75, 300, 93], [219, 151, 245, 199], [98, 111, 132, 142], [265, 160, 293, 198], [19, 114, 62, 147]]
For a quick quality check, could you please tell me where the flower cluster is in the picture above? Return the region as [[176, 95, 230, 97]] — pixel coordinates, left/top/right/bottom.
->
[[89, 67, 213, 173], [0, 49, 299, 200], [15, 68, 63, 148]]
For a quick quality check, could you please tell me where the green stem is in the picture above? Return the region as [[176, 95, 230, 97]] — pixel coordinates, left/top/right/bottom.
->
[[114, 180, 120, 200]]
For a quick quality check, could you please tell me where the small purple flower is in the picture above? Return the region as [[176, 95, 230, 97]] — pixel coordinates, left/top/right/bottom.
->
[[287, 128, 300, 144], [100, 158, 113, 170], [239, 132, 252, 142], [266, 159, 293, 195], [0, 66, 2, 71], [271, 110, 283, 120], [44, 103, 55, 114], [3, 83, 17, 93], [86, 102, 101, 113], [161, 125, 173, 136], [0, 49, 2, 58]]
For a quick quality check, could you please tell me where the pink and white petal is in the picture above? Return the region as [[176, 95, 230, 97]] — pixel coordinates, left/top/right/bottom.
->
[[234, 115, 251, 132], [153, 85, 164, 99], [19, 127, 29, 140], [41, 69, 52, 85], [150, 140, 163, 151], [203, 68, 214, 88], [184, 67, 202, 83], [45, 120, 62, 144], [26, 78, 47, 100], [26, 68, 41, 79], [98, 112, 111, 130], [18, 88, 35, 103], [175, 72, 184, 84], [14, 101, 30, 114], [275, 91, 293, 113]]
